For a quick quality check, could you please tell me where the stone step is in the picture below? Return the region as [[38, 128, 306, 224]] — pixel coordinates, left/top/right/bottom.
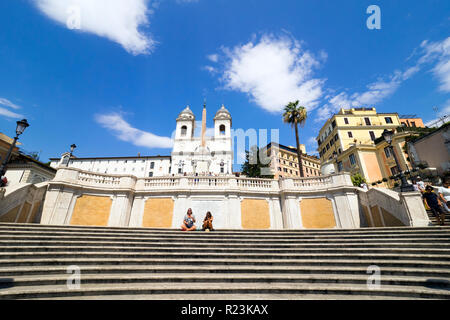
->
[[1, 226, 449, 237], [1, 251, 449, 262], [2, 265, 449, 278], [1, 235, 449, 245], [2, 231, 450, 242], [2, 223, 449, 234], [1, 273, 449, 289], [2, 245, 449, 255], [1, 240, 448, 249], [1, 257, 449, 268], [1, 282, 449, 300]]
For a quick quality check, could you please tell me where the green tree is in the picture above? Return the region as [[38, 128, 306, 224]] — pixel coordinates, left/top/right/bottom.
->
[[351, 173, 367, 187], [283, 101, 308, 177], [241, 145, 274, 179]]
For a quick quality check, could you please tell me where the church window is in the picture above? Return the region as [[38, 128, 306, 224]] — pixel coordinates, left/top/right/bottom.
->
[[219, 124, 226, 135], [181, 126, 187, 136]]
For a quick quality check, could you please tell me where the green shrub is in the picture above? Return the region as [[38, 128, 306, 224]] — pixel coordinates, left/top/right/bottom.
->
[[351, 173, 366, 187]]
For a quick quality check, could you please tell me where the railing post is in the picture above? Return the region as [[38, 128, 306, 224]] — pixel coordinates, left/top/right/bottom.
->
[[55, 168, 80, 184]]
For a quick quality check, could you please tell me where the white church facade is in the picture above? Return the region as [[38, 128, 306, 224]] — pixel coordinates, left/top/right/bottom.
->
[[50, 104, 234, 177]]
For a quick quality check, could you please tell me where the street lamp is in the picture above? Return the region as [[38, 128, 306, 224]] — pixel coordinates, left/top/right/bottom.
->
[[65, 144, 77, 167], [0, 119, 30, 178], [332, 151, 339, 172], [382, 129, 414, 192]]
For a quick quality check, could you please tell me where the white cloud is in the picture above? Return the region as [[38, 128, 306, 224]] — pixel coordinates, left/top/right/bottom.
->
[[95, 113, 173, 149], [0, 98, 22, 110], [220, 34, 325, 113], [207, 54, 219, 63], [203, 65, 217, 73], [0, 97, 24, 119], [34, 0, 154, 55], [317, 65, 421, 122], [0, 107, 24, 119], [418, 37, 450, 92]]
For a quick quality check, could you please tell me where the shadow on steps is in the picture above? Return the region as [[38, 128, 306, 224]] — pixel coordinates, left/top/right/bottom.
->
[[0, 278, 14, 290]]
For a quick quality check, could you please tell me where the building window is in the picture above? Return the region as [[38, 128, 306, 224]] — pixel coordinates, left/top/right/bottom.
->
[[221, 167, 224, 173], [178, 168, 182, 174], [364, 117, 371, 125], [149, 172, 153, 177], [326, 144, 330, 150], [349, 154, 356, 166], [385, 117, 393, 124], [181, 125, 187, 136], [331, 120, 336, 128], [283, 168, 288, 172], [348, 131, 353, 138], [334, 134, 338, 142], [411, 121, 416, 127], [219, 124, 226, 135], [390, 166, 399, 175], [344, 118, 349, 124], [338, 161, 343, 172], [369, 131, 376, 141], [150, 162, 155, 169], [384, 147, 391, 158], [278, 167, 282, 171]]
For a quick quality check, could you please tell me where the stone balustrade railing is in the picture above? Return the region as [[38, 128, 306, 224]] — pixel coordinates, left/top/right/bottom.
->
[[51, 167, 354, 193]]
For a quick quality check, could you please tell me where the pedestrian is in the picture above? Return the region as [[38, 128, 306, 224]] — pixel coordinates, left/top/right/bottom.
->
[[422, 186, 446, 226], [437, 180, 450, 213]]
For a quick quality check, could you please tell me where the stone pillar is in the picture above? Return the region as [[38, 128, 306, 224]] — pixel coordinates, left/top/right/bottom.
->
[[108, 193, 132, 227], [332, 193, 358, 229], [269, 197, 283, 229], [283, 195, 301, 229], [129, 196, 145, 228], [227, 194, 241, 229], [400, 192, 432, 227]]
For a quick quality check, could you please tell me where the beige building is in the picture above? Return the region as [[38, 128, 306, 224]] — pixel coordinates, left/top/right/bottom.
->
[[0, 132, 20, 166], [317, 108, 401, 163], [317, 108, 417, 186], [399, 115, 425, 128], [335, 131, 413, 187], [408, 122, 450, 175], [264, 143, 321, 179]]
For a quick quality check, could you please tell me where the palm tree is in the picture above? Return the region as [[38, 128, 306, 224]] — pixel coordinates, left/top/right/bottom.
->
[[283, 101, 308, 177]]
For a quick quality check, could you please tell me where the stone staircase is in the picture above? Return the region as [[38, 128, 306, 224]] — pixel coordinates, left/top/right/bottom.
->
[[0, 223, 449, 300], [427, 210, 450, 226]]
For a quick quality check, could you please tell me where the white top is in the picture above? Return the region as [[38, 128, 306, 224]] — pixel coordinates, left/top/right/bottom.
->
[[438, 187, 450, 201]]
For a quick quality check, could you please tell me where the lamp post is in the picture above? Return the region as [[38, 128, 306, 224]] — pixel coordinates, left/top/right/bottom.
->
[[66, 144, 77, 167], [0, 119, 30, 178], [382, 129, 414, 192]]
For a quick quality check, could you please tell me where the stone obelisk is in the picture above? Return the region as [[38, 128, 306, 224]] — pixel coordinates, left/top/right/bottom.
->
[[201, 101, 207, 147]]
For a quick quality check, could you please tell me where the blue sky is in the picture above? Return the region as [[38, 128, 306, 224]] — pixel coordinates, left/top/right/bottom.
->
[[0, 0, 449, 170]]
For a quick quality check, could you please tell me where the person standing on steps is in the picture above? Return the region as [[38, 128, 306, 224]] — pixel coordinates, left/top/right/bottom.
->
[[202, 211, 214, 232], [181, 208, 197, 231], [437, 180, 450, 213], [423, 186, 446, 226]]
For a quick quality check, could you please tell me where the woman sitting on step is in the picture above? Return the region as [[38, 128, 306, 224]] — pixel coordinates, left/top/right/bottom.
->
[[202, 211, 214, 232], [181, 208, 196, 231]]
